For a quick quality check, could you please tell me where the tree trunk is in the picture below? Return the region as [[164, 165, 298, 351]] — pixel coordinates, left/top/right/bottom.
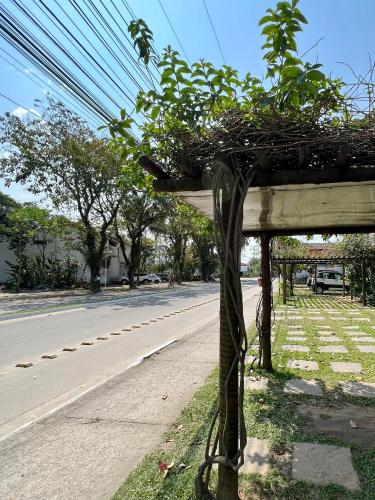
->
[[217, 187, 240, 500], [260, 234, 273, 372], [85, 227, 105, 293]]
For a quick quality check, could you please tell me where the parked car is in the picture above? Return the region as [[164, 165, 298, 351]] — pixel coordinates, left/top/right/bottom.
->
[[311, 270, 349, 294], [156, 272, 169, 283], [120, 273, 161, 285]]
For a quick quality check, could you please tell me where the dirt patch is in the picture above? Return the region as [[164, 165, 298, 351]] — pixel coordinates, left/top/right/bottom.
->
[[299, 403, 375, 447]]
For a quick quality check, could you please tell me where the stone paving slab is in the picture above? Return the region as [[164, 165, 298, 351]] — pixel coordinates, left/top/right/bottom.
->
[[287, 316, 304, 320], [282, 345, 309, 352], [319, 336, 342, 342], [244, 376, 269, 391], [316, 325, 330, 329], [331, 362, 363, 374], [286, 336, 306, 342], [352, 317, 370, 322], [317, 330, 336, 335], [308, 317, 326, 321], [318, 346, 348, 353], [343, 325, 359, 329], [330, 317, 348, 321], [357, 345, 375, 353], [287, 360, 319, 371], [288, 330, 306, 334], [350, 337, 375, 343], [292, 442, 359, 491], [284, 379, 323, 396], [343, 331, 367, 336], [341, 381, 375, 398], [240, 438, 270, 475]]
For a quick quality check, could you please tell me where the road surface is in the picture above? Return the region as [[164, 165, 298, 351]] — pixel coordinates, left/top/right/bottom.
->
[[0, 279, 258, 440]]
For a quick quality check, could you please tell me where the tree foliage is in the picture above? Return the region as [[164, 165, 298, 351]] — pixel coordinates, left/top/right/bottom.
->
[[0, 99, 127, 291]]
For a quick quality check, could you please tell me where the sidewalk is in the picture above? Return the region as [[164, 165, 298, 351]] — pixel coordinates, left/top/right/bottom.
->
[[0, 288, 259, 500]]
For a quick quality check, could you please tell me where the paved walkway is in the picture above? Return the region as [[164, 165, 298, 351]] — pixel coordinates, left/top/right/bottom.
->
[[0, 290, 259, 499], [247, 299, 375, 492]]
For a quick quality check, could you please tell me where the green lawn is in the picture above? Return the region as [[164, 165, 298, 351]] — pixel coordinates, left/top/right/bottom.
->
[[114, 294, 375, 499]]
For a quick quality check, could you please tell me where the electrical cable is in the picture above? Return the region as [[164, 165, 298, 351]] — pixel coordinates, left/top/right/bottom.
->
[[0, 92, 43, 119], [156, 0, 191, 64], [202, 0, 226, 65]]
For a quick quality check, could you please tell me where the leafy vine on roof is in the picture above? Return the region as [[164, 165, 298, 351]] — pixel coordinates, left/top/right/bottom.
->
[[109, 0, 375, 174]]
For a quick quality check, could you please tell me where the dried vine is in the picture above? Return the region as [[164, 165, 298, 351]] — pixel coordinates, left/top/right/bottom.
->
[[194, 158, 257, 498]]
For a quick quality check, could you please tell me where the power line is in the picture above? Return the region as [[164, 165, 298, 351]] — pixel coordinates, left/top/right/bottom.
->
[[33, 0, 137, 105], [0, 47, 101, 128], [156, 0, 191, 64], [10, 0, 125, 112], [0, 92, 43, 119], [202, 0, 226, 65], [0, 3, 115, 122]]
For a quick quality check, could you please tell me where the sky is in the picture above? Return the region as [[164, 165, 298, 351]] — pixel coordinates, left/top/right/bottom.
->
[[1, 0, 375, 257]]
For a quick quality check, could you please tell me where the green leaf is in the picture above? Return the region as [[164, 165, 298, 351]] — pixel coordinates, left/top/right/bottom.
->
[[150, 106, 161, 119], [307, 69, 325, 81], [258, 15, 274, 26], [261, 24, 278, 35]]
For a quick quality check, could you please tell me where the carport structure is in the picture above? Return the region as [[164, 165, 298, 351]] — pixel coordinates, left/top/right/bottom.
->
[[140, 123, 375, 498], [273, 256, 368, 306]]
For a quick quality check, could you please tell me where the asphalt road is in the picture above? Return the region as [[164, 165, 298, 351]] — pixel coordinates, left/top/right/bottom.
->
[[0, 279, 258, 440]]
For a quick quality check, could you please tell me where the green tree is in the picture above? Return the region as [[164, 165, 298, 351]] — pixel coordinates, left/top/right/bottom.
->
[[4, 205, 63, 292], [115, 172, 171, 288], [190, 212, 217, 281], [0, 99, 126, 292], [0, 191, 19, 228], [158, 200, 195, 284], [338, 234, 375, 302]]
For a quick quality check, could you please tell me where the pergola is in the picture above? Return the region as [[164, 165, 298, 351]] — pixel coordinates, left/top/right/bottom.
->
[[272, 256, 369, 306], [140, 152, 375, 499]]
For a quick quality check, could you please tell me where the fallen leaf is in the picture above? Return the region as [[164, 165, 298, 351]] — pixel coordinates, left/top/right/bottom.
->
[[179, 463, 186, 469], [349, 419, 358, 429], [167, 461, 174, 470], [177, 424, 184, 432], [159, 463, 168, 474], [162, 394, 168, 400]]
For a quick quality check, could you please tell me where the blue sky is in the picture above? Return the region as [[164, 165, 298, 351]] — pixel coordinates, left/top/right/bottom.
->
[[1, 0, 374, 254]]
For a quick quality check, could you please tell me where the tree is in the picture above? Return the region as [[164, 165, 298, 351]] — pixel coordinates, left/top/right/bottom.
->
[[159, 200, 195, 284], [4, 205, 63, 292], [115, 171, 171, 288], [190, 212, 217, 281], [273, 236, 307, 294], [0, 99, 126, 291], [0, 191, 19, 228], [338, 234, 375, 303]]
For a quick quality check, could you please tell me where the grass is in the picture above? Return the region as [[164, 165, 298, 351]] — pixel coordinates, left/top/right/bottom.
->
[[113, 290, 375, 499]]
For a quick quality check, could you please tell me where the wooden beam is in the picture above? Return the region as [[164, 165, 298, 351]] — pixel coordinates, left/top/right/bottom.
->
[[176, 154, 202, 177], [153, 165, 375, 193], [139, 155, 171, 180]]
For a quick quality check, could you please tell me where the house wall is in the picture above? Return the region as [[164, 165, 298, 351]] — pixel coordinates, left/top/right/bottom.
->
[[0, 236, 130, 285]]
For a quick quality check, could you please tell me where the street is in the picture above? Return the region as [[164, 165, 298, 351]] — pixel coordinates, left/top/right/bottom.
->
[[0, 279, 258, 441]]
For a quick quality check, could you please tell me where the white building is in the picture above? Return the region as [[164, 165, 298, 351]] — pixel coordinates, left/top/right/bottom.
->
[[0, 235, 129, 286]]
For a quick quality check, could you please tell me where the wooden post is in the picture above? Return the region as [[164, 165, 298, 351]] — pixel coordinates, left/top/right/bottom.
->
[[260, 234, 272, 372], [282, 261, 287, 305], [217, 184, 240, 500], [342, 264, 346, 297], [314, 264, 318, 294], [362, 260, 367, 306]]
